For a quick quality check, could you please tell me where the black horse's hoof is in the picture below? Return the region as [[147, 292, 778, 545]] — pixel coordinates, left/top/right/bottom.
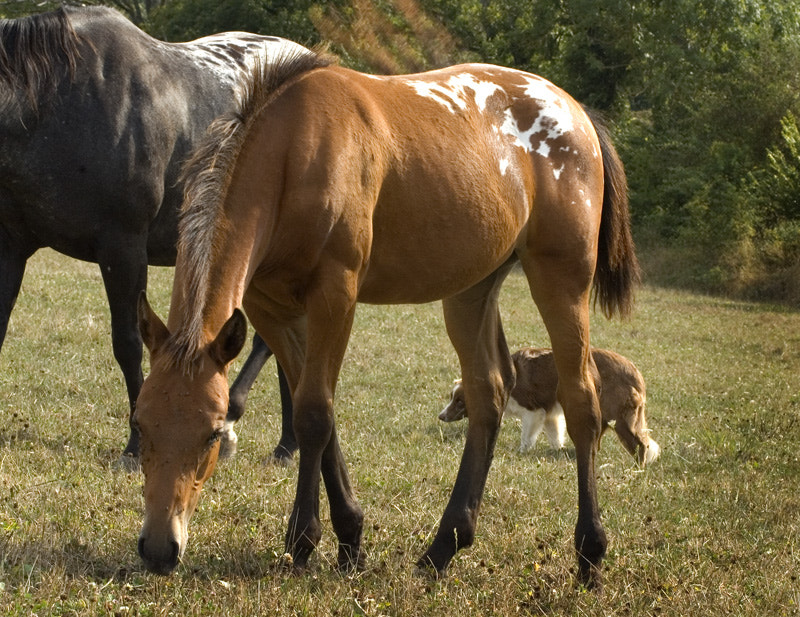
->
[[414, 551, 448, 579], [270, 443, 296, 466], [114, 452, 141, 473], [337, 542, 365, 574]]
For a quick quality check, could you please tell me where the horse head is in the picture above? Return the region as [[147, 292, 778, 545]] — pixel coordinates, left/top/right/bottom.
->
[[134, 293, 246, 574]]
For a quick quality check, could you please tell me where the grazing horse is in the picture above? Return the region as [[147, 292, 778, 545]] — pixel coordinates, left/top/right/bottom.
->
[[0, 6, 303, 465], [134, 49, 639, 588]]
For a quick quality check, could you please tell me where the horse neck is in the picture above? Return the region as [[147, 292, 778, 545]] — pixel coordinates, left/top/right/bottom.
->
[[166, 106, 285, 352]]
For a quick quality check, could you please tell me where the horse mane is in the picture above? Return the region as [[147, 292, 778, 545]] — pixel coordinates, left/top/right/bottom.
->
[[0, 7, 80, 110], [167, 47, 336, 371]]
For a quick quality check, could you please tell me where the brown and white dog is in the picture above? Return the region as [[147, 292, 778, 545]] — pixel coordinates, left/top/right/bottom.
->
[[440, 347, 660, 465]]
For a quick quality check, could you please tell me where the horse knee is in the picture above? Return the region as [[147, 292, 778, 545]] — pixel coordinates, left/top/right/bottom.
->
[[293, 397, 333, 449]]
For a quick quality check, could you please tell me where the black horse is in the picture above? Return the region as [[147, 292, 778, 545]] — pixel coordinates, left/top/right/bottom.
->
[[0, 6, 298, 467]]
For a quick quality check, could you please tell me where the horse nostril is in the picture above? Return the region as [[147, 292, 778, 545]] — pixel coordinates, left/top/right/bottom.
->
[[138, 535, 181, 574]]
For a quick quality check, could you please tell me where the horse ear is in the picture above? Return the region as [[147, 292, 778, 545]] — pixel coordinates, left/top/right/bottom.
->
[[138, 291, 170, 355], [209, 309, 247, 368]]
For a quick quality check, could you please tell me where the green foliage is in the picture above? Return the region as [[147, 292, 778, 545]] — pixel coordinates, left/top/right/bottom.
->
[[5, 0, 800, 302], [146, 0, 322, 43], [749, 112, 800, 226]]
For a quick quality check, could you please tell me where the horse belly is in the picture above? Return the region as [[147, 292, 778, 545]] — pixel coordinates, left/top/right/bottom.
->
[[357, 189, 525, 304]]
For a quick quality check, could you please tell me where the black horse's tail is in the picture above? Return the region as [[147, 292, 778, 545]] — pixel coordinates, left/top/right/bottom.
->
[[586, 109, 641, 318]]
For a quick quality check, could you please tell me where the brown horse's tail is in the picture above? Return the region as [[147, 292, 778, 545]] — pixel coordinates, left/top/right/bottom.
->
[[586, 109, 641, 318]]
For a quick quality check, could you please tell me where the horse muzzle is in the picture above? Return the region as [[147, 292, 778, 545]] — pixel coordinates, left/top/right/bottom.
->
[[138, 518, 187, 575]]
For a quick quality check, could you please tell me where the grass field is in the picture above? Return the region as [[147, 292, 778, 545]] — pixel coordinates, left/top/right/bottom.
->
[[0, 249, 798, 616]]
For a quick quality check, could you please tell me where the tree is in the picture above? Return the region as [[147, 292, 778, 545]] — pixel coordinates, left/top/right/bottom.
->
[[146, 0, 321, 43], [0, 0, 166, 24]]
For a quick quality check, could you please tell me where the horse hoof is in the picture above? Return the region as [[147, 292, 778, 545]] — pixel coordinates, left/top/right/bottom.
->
[[270, 444, 296, 466], [114, 452, 141, 473], [414, 553, 447, 579], [576, 563, 603, 592], [337, 543, 365, 573]]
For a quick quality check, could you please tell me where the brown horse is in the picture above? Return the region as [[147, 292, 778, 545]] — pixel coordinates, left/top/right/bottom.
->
[[134, 50, 639, 588]]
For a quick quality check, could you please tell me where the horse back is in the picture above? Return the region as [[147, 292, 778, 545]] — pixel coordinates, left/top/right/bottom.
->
[[0, 6, 294, 264], [256, 63, 604, 304]]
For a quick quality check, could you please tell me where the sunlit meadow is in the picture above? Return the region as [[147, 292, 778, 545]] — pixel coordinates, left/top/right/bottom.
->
[[0, 249, 798, 615]]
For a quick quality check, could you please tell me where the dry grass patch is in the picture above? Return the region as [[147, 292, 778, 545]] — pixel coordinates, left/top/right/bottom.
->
[[0, 251, 798, 615]]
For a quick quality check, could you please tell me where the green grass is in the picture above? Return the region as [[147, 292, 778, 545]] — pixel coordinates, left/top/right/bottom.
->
[[0, 249, 799, 615]]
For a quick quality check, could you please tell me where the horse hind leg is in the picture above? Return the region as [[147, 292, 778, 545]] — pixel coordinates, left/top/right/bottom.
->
[[522, 245, 607, 587], [418, 263, 515, 574]]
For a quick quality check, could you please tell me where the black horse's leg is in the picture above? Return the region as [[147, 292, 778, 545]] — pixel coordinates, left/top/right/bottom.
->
[[227, 333, 272, 423], [221, 333, 270, 458], [273, 363, 296, 462], [0, 234, 32, 351], [98, 243, 147, 470], [223, 333, 297, 461]]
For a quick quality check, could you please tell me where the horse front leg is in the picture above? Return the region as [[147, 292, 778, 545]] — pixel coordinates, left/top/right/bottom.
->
[[418, 267, 514, 574], [98, 242, 148, 470], [0, 232, 33, 352], [253, 270, 362, 572]]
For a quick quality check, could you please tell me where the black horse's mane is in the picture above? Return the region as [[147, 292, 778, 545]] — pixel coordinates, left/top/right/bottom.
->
[[0, 7, 79, 107]]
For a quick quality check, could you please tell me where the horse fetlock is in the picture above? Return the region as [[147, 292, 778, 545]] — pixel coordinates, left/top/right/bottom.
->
[[218, 422, 238, 459], [574, 521, 607, 590]]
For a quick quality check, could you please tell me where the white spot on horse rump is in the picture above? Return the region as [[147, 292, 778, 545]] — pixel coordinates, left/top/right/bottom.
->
[[499, 157, 511, 175], [406, 72, 504, 113], [552, 163, 565, 180], [500, 109, 548, 156], [500, 75, 575, 158]]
